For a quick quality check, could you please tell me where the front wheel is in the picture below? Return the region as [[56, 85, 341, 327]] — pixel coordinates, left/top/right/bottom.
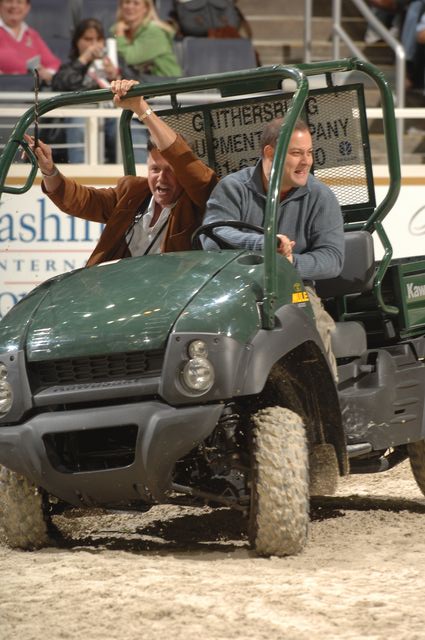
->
[[0, 465, 52, 550], [249, 407, 309, 556], [407, 439, 425, 496]]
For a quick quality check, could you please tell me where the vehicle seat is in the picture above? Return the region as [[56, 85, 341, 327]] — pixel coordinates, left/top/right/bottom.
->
[[315, 230, 375, 359], [315, 230, 375, 300]]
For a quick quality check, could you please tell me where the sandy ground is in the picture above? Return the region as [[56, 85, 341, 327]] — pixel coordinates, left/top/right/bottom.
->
[[1, 460, 425, 640]]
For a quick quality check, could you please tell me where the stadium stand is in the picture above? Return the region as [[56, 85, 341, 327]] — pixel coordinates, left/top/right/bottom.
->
[[0, 74, 35, 92], [75, 0, 118, 34], [24, 1, 117, 61], [3, 0, 423, 164], [25, 0, 74, 61], [155, 0, 175, 23], [179, 35, 257, 75]]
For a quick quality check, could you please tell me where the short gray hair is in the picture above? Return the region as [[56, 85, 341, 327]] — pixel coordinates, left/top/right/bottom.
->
[[260, 117, 310, 153]]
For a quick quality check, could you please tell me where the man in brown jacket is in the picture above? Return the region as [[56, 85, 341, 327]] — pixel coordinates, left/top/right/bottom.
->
[[25, 79, 218, 266]]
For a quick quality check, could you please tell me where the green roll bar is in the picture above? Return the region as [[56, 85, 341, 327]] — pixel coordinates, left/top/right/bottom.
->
[[0, 59, 401, 327]]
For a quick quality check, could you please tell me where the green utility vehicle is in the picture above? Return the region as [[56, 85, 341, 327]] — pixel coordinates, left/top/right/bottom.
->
[[1, 59, 425, 556]]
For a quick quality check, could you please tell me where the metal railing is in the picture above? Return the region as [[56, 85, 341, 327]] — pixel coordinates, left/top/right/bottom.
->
[[303, 0, 406, 154], [1, 99, 425, 173], [0, 91, 221, 170], [304, 0, 313, 64]]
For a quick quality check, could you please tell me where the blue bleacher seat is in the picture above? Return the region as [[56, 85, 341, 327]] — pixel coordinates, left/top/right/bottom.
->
[[78, 0, 118, 33], [26, 0, 72, 38], [155, 0, 175, 23], [26, 0, 74, 60], [26, 0, 116, 61], [0, 74, 36, 92], [27, 0, 118, 61], [26, 0, 73, 60], [180, 37, 257, 76]]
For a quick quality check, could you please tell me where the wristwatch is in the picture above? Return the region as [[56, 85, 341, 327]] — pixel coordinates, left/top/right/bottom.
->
[[138, 108, 153, 121]]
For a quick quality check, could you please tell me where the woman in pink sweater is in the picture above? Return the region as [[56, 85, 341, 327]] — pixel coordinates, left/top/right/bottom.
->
[[0, 0, 60, 83]]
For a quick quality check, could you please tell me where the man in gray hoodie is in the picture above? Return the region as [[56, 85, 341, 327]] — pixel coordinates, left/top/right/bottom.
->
[[202, 117, 345, 379]]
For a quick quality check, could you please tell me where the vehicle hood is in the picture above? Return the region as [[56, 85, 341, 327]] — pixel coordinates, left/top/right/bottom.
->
[[0, 252, 241, 361]]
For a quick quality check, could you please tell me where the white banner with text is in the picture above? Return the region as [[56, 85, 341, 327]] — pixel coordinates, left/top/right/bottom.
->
[[1, 182, 425, 319]]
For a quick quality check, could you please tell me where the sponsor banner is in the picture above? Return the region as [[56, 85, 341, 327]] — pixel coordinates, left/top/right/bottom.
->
[[1, 181, 425, 320], [0, 186, 103, 319], [374, 184, 425, 260]]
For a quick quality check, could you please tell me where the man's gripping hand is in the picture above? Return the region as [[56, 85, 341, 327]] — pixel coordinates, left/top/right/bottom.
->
[[277, 233, 295, 263]]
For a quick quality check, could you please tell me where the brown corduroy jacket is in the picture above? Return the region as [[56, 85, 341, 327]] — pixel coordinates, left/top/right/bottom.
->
[[42, 135, 218, 266]]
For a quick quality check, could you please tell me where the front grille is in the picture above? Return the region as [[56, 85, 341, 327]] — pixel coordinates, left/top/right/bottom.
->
[[43, 424, 138, 472], [29, 350, 164, 391]]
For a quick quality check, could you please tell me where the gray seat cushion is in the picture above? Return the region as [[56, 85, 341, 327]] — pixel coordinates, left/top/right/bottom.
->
[[315, 230, 375, 300]]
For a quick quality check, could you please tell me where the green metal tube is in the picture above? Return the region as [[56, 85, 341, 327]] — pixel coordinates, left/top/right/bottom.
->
[[262, 66, 309, 329]]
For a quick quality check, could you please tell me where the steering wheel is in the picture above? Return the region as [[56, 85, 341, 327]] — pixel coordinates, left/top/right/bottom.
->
[[191, 220, 265, 250]]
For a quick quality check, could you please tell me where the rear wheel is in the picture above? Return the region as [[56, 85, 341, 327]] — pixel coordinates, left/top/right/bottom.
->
[[309, 443, 339, 496], [407, 439, 425, 495], [0, 465, 52, 550], [249, 406, 309, 556]]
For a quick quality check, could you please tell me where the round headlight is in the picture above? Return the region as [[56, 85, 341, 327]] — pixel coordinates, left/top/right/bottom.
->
[[0, 363, 7, 380], [0, 379, 13, 417], [181, 356, 215, 393], [188, 340, 208, 359]]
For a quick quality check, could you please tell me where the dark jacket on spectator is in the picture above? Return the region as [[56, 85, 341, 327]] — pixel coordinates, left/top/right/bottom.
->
[[52, 60, 108, 91]]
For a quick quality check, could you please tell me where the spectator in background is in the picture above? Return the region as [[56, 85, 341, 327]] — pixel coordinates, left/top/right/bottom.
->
[[51, 18, 121, 164], [0, 0, 60, 83], [364, 0, 409, 44], [53, 19, 120, 93], [415, 6, 425, 49], [112, 0, 181, 80], [169, 0, 260, 64], [400, 0, 425, 89], [110, 0, 182, 163], [171, 0, 251, 39]]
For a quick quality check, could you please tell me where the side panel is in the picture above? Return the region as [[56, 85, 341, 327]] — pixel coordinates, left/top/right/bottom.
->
[[389, 258, 425, 337], [341, 344, 425, 450], [239, 303, 332, 396]]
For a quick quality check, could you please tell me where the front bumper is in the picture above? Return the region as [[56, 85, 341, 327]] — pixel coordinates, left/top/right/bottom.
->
[[0, 400, 224, 507]]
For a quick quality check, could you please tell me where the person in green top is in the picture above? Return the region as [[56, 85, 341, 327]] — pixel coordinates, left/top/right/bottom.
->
[[112, 0, 181, 78]]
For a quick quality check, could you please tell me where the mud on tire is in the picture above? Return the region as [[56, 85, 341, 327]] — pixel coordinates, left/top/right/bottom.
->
[[309, 443, 339, 496], [249, 406, 309, 557], [0, 465, 52, 550]]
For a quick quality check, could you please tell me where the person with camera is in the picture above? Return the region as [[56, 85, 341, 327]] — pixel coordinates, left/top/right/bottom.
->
[[51, 18, 121, 163], [24, 78, 218, 265], [53, 18, 119, 93]]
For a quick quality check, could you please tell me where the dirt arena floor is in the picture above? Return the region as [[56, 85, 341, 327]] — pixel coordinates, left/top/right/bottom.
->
[[1, 459, 425, 640]]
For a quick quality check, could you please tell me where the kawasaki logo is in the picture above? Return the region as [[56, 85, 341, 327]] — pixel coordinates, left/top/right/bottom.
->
[[406, 282, 425, 299]]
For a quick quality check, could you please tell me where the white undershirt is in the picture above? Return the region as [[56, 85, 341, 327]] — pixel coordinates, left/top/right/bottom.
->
[[126, 196, 174, 256], [0, 18, 28, 41]]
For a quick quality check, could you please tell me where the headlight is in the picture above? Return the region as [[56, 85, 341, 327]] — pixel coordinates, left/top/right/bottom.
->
[[187, 340, 208, 359], [0, 362, 13, 417], [181, 356, 215, 393]]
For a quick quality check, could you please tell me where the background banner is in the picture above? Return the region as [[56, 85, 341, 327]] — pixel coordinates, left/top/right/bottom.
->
[[1, 182, 425, 319]]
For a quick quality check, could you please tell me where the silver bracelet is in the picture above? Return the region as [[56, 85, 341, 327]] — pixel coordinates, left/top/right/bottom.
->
[[41, 166, 59, 178]]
